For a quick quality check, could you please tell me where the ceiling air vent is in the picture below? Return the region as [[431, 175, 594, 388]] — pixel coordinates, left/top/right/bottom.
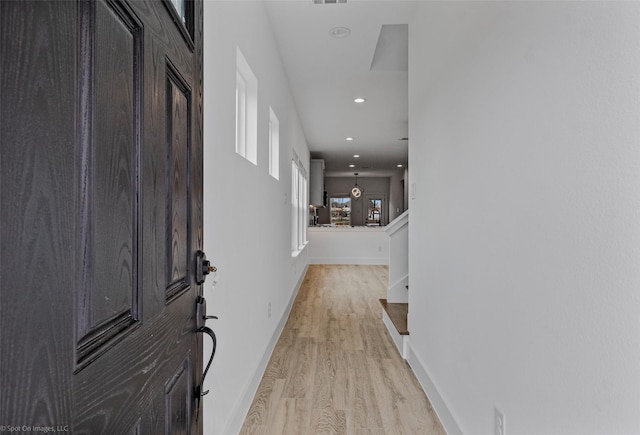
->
[[313, 0, 347, 4]]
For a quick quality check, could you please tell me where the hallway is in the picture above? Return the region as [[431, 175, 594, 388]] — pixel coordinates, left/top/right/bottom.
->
[[240, 265, 445, 435]]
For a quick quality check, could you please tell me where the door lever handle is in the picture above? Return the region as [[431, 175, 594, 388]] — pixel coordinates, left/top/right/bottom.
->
[[195, 325, 216, 422], [194, 295, 217, 421], [196, 296, 218, 329]]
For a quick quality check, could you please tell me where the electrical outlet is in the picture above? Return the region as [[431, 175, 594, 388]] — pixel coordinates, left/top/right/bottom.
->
[[495, 408, 506, 435], [268, 302, 271, 319]]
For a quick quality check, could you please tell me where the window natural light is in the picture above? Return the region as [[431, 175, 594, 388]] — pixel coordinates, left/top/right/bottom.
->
[[291, 157, 308, 255], [235, 47, 257, 164], [269, 107, 279, 180]]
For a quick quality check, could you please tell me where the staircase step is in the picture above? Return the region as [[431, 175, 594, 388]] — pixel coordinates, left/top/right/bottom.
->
[[379, 299, 409, 335]]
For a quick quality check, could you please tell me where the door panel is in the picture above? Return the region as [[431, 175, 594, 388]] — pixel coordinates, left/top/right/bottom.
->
[[165, 356, 192, 435], [73, 292, 196, 433], [166, 61, 191, 301], [1, 0, 204, 433], [76, 0, 142, 367]]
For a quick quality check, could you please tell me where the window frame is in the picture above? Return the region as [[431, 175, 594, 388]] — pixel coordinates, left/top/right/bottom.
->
[[268, 107, 279, 180], [291, 157, 308, 255], [235, 47, 257, 165], [235, 70, 247, 157], [329, 195, 352, 226]]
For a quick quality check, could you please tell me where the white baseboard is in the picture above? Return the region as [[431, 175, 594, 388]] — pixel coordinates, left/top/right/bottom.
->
[[406, 343, 462, 435], [223, 263, 309, 435]]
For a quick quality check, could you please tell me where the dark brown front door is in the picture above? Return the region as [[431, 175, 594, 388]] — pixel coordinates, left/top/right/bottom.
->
[[1, 1, 204, 433]]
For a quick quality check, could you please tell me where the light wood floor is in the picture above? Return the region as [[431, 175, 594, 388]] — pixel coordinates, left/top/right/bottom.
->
[[240, 264, 446, 435]]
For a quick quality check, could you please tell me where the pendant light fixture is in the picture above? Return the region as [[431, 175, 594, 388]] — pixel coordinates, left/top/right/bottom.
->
[[351, 172, 362, 199]]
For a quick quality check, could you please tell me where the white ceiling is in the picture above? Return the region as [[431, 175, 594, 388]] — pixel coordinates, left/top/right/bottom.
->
[[263, 0, 414, 177]]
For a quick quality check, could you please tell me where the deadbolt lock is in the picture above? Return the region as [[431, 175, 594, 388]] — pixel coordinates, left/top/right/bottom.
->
[[195, 250, 216, 285]]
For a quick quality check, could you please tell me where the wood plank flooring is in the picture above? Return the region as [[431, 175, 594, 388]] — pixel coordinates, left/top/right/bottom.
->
[[240, 265, 445, 435]]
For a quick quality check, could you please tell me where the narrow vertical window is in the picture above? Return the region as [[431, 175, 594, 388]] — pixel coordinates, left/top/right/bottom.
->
[[291, 160, 299, 252], [291, 156, 308, 255], [300, 175, 308, 245], [235, 47, 257, 164], [366, 197, 383, 226], [269, 107, 279, 180], [330, 196, 351, 225], [235, 71, 247, 157]]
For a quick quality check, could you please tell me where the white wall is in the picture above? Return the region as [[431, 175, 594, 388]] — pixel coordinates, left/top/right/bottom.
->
[[202, 2, 310, 433], [408, 2, 640, 434], [389, 168, 406, 222], [385, 211, 408, 303]]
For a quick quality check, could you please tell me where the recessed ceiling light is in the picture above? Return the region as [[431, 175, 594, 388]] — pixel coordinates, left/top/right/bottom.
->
[[329, 27, 351, 38], [397, 164, 404, 168], [354, 98, 366, 103], [353, 154, 360, 158], [346, 137, 353, 141], [349, 164, 355, 168]]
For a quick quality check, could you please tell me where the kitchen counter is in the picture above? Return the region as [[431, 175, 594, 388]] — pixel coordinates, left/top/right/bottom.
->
[[309, 225, 385, 231]]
